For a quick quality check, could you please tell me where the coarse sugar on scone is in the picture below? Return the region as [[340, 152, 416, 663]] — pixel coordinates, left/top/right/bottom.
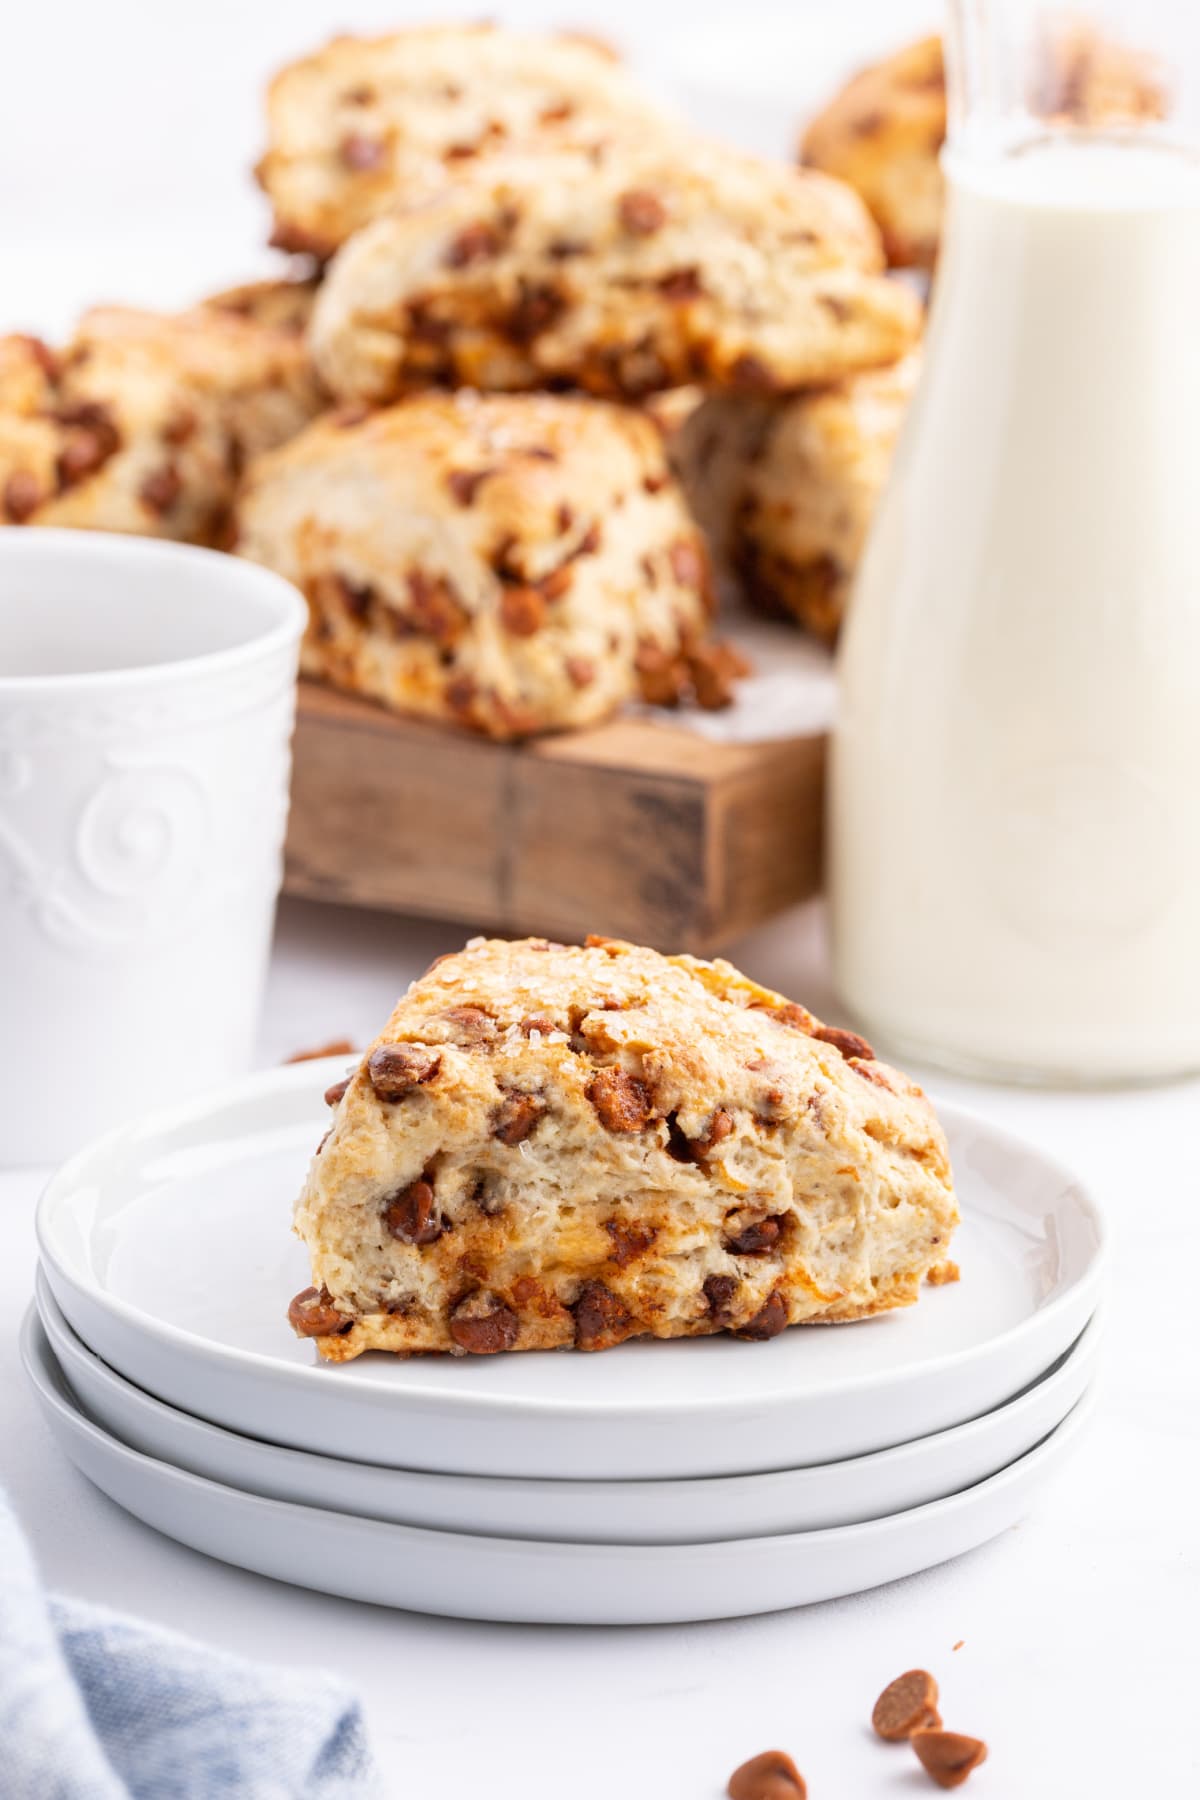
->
[[289, 934, 958, 1359]]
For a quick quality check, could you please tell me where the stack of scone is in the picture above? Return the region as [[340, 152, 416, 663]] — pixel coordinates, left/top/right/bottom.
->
[[1, 22, 926, 739], [2, 20, 1164, 724], [233, 22, 924, 735]]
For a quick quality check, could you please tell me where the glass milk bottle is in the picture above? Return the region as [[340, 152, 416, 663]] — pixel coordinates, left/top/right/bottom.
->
[[830, 1, 1200, 1083]]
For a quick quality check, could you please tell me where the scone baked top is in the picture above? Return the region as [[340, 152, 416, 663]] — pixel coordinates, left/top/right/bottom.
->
[[309, 137, 921, 403], [235, 388, 728, 739], [0, 325, 234, 542], [257, 23, 676, 257], [201, 274, 322, 336], [1, 304, 323, 541], [74, 305, 325, 464], [800, 36, 947, 270], [292, 936, 958, 1359]]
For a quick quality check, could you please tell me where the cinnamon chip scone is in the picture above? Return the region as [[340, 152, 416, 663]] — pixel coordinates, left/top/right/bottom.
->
[[801, 31, 1167, 270], [234, 389, 734, 739], [309, 139, 922, 404], [201, 273, 322, 335], [289, 935, 957, 1359], [256, 23, 676, 258], [0, 305, 323, 541], [674, 354, 919, 642]]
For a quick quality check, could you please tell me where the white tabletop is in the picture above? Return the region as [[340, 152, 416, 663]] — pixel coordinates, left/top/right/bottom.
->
[[2, 893, 1196, 1798]]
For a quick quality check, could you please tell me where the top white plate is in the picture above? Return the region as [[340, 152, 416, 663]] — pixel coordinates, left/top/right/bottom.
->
[[37, 1059, 1106, 1480]]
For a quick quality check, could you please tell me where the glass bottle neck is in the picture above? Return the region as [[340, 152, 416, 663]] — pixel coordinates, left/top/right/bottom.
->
[[945, 0, 1196, 163]]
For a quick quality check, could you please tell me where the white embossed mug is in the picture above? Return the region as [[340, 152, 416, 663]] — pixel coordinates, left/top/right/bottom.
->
[[0, 530, 305, 1164]]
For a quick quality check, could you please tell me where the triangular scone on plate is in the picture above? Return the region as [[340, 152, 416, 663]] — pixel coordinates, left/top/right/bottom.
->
[[290, 938, 957, 1360]]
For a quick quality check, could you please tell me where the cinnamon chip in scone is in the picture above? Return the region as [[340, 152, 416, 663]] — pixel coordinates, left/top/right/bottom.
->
[[288, 934, 958, 1360], [0, 303, 322, 545], [310, 137, 920, 405], [256, 22, 677, 258], [727, 1749, 807, 1799], [235, 389, 726, 740]]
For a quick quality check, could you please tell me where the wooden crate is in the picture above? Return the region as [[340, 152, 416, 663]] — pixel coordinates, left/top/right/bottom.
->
[[284, 680, 826, 953]]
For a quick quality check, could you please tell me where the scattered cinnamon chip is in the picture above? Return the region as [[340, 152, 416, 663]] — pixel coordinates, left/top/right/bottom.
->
[[911, 1729, 988, 1789], [927, 1261, 961, 1286], [872, 1669, 942, 1741], [286, 1038, 355, 1064], [727, 1749, 806, 1799], [686, 639, 749, 710]]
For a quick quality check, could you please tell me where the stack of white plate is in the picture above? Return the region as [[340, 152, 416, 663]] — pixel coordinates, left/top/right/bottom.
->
[[27, 1059, 1106, 1625]]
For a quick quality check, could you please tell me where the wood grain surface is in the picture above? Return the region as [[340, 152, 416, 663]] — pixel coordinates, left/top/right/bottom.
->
[[284, 680, 825, 952]]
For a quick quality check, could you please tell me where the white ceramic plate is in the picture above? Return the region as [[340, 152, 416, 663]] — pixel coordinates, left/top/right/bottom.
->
[[36, 1059, 1106, 1480], [36, 1268, 1102, 1545], [23, 1310, 1093, 1625]]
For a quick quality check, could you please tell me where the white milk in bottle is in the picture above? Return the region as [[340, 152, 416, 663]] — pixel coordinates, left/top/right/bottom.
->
[[830, 139, 1200, 1081]]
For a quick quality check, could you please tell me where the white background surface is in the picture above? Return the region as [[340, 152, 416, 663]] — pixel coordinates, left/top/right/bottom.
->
[[1, 0, 936, 336], [3, 1, 1198, 1794]]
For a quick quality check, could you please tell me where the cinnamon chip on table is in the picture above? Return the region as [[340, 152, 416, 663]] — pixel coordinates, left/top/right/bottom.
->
[[911, 1728, 988, 1789], [285, 1037, 356, 1063], [872, 1668, 942, 1740], [727, 1748, 806, 1799]]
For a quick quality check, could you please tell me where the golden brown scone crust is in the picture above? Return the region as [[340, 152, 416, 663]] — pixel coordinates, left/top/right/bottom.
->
[[0, 305, 324, 542], [801, 37, 947, 272], [291, 935, 958, 1359], [674, 354, 919, 642], [256, 23, 676, 258], [309, 138, 921, 404], [801, 31, 1167, 271], [201, 274, 322, 335], [75, 305, 325, 465], [234, 389, 728, 739]]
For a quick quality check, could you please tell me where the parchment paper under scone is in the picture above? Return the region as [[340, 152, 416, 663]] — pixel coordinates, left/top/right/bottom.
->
[[289, 935, 958, 1359], [234, 389, 734, 740], [309, 137, 920, 404], [256, 22, 677, 258]]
